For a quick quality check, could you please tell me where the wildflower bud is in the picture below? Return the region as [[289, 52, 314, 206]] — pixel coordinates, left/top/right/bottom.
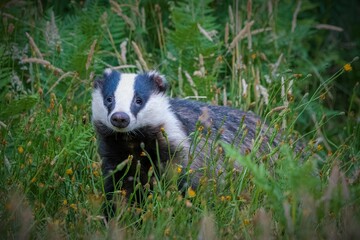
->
[[37, 87, 43, 95], [185, 199, 192, 208], [116, 159, 129, 171], [144, 182, 150, 190], [147, 166, 153, 178], [160, 127, 167, 137], [133, 183, 142, 192], [136, 161, 141, 173]]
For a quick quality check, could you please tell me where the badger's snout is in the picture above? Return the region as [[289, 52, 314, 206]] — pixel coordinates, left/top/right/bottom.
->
[[110, 112, 130, 128]]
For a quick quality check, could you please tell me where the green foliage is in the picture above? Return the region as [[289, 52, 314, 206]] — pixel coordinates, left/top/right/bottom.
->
[[0, 0, 359, 239], [0, 95, 39, 120], [166, 0, 221, 96]]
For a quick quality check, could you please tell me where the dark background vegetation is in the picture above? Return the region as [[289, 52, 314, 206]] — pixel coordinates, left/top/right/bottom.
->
[[0, 0, 359, 239]]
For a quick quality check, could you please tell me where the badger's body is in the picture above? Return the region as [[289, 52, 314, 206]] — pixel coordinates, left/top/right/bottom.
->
[[92, 69, 278, 217]]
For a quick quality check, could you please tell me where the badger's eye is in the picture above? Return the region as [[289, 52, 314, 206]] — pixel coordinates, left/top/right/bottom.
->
[[135, 97, 142, 105], [106, 96, 113, 103]]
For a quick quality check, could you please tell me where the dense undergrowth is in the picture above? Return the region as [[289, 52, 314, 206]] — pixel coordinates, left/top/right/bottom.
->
[[0, 0, 359, 239]]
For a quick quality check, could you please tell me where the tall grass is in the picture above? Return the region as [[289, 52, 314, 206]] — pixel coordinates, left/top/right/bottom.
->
[[0, 0, 359, 239]]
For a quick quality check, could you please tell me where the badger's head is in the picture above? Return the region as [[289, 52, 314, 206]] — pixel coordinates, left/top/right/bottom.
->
[[92, 69, 168, 133]]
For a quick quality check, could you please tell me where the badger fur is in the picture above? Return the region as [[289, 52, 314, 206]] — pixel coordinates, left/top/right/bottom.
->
[[92, 69, 279, 217]]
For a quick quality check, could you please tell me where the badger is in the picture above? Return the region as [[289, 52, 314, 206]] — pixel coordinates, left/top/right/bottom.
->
[[92, 69, 279, 218]]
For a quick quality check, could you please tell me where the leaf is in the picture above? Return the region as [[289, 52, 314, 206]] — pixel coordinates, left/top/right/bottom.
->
[[0, 95, 39, 120]]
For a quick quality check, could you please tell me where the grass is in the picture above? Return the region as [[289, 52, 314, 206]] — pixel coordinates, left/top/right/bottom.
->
[[0, 0, 359, 239]]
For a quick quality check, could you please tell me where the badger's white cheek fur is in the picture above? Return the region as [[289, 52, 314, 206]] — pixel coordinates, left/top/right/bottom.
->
[[136, 95, 168, 128], [136, 95, 188, 144], [92, 89, 109, 127]]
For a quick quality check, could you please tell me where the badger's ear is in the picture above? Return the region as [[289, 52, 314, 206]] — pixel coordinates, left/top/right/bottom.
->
[[94, 68, 114, 89], [94, 77, 103, 89], [148, 71, 168, 92]]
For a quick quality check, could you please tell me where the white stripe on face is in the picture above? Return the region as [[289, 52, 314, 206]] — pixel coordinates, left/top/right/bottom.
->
[[92, 88, 108, 125], [110, 73, 137, 131]]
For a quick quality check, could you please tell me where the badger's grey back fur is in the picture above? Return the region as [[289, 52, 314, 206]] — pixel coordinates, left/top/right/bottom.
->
[[169, 98, 279, 186], [92, 69, 279, 218]]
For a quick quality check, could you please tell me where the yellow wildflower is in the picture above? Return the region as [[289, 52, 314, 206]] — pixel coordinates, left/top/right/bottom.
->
[[243, 219, 251, 225], [92, 162, 100, 169], [344, 63, 352, 72], [18, 146, 24, 154], [187, 187, 196, 198], [177, 166, 183, 173], [93, 170, 99, 177], [63, 199, 68, 205], [317, 144, 323, 151], [120, 189, 127, 197], [147, 194, 153, 201], [69, 203, 77, 211], [198, 125, 204, 131], [164, 227, 171, 237], [65, 168, 73, 176]]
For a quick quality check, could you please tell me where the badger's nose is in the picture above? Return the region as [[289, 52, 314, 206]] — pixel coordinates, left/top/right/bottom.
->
[[110, 112, 130, 128]]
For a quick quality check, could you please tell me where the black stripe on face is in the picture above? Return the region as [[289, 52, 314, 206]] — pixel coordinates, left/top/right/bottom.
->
[[131, 73, 156, 117], [101, 71, 121, 114]]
